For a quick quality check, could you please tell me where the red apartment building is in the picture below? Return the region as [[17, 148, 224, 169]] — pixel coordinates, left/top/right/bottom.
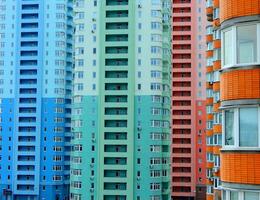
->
[[171, 0, 207, 199]]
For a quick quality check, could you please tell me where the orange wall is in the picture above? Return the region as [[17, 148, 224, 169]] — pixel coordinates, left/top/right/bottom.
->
[[220, 68, 260, 101], [220, 0, 260, 22], [221, 152, 260, 185]]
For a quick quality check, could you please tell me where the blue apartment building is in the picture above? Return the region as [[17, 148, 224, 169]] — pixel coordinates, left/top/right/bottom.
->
[[0, 0, 73, 199]]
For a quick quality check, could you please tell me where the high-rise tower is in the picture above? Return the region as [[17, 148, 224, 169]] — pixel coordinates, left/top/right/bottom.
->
[[206, 0, 260, 200], [70, 0, 172, 200], [0, 0, 73, 199], [171, 0, 207, 199]]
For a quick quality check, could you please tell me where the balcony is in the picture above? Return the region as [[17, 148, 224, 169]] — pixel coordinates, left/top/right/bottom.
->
[[105, 108, 127, 115], [105, 120, 127, 128], [19, 88, 37, 94], [106, 47, 128, 54], [105, 59, 128, 67], [104, 157, 127, 165], [105, 132, 127, 140], [104, 145, 127, 153], [104, 183, 127, 190], [20, 79, 37, 85], [22, 4, 39, 10], [106, 34, 128, 42], [106, 10, 128, 18], [105, 95, 127, 103], [105, 71, 128, 78], [106, 0, 128, 6], [106, 22, 128, 30], [105, 83, 128, 91], [104, 170, 127, 178], [19, 98, 36, 104]]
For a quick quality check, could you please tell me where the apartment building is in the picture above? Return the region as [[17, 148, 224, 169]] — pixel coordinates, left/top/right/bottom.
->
[[0, 0, 73, 199], [70, 0, 172, 200], [206, 0, 260, 200], [171, 0, 207, 199]]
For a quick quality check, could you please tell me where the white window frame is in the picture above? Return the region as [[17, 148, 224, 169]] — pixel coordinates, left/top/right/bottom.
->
[[222, 106, 260, 149], [222, 189, 260, 200], [221, 23, 260, 69]]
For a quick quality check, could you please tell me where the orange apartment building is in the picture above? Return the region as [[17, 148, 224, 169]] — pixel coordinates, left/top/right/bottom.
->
[[206, 0, 260, 200], [171, 0, 207, 199]]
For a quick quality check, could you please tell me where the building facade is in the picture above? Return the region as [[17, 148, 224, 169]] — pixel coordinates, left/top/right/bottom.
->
[[206, 0, 260, 200], [70, 0, 172, 200], [0, 0, 73, 199], [171, 0, 207, 199]]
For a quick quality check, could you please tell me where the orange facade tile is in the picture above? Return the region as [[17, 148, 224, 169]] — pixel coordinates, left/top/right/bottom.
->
[[220, 0, 260, 22], [206, 130, 213, 137], [213, 82, 220, 91], [213, 0, 219, 8], [206, 66, 213, 73], [206, 98, 213, 105], [206, 7, 213, 16], [213, 124, 221, 133], [206, 50, 213, 58], [221, 68, 260, 101], [213, 39, 221, 49], [213, 102, 220, 113], [213, 60, 221, 70], [207, 195, 214, 200], [206, 34, 213, 43], [221, 152, 260, 185], [213, 146, 221, 155]]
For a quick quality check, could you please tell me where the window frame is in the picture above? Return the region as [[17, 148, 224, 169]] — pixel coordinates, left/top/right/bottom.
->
[[221, 23, 260, 69], [222, 106, 260, 149], [222, 190, 260, 200]]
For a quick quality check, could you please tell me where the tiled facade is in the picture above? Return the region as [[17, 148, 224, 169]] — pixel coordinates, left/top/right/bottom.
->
[[206, 0, 260, 200]]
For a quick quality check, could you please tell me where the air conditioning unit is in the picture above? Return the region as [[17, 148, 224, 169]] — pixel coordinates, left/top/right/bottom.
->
[[137, 176, 140, 181], [90, 176, 94, 180], [92, 138, 96, 143], [138, 4, 142, 8], [149, 165, 154, 169], [92, 18, 96, 22], [137, 126, 142, 131], [90, 188, 94, 193], [90, 163, 94, 168], [91, 30, 95, 33]]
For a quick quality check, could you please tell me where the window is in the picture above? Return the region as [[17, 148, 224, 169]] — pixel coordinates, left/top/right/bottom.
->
[[230, 191, 238, 200], [223, 29, 233, 66], [224, 110, 234, 146], [239, 107, 258, 147], [237, 25, 257, 64], [222, 23, 260, 68], [222, 190, 260, 200], [244, 192, 259, 200], [224, 107, 260, 148]]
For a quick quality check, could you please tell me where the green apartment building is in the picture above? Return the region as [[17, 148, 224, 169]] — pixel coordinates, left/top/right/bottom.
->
[[70, 0, 172, 199]]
